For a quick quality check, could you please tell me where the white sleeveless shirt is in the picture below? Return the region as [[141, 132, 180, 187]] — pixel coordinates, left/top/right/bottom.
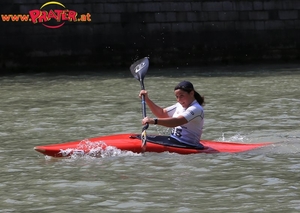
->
[[165, 100, 204, 146]]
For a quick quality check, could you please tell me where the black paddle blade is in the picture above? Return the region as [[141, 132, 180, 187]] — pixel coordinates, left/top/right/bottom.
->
[[130, 57, 149, 81]]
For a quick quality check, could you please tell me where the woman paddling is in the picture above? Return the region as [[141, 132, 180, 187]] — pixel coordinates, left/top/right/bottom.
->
[[139, 80, 205, 149]]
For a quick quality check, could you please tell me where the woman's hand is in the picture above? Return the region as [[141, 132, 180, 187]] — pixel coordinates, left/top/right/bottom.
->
[[139, 90, 148, 100], [142, 117, 154, 125]]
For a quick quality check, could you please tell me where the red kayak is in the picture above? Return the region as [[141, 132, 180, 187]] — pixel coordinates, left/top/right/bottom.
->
[[34, 133, 272, 157]]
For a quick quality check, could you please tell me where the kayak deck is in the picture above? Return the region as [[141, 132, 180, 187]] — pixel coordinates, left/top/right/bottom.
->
[[34, 133, 272, 157]]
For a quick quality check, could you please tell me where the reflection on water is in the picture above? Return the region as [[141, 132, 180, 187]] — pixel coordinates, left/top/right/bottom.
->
[[0, 65, 300, 212]]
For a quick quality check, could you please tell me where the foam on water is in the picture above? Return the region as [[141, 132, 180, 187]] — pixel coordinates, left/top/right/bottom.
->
[[217, 132, 251, 143], [54, 139, 141, 160]]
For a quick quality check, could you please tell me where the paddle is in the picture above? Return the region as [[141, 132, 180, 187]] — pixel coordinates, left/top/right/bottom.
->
[[130, 57, 149, 151]]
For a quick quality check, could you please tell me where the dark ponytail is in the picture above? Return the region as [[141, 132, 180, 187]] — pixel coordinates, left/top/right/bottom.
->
[[194, 91, 205, 106]]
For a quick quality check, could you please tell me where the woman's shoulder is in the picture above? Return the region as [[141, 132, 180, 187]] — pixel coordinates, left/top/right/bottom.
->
[[165, 102, 180, 112], [189, 101, 204, 111]]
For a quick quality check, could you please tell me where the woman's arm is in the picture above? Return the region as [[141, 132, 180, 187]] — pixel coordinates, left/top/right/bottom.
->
[[140, 90, 169, 118], [142, 116, 188, 127]]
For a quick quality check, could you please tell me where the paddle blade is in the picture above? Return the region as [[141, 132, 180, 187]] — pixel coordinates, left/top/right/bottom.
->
[[141, 129, 147, 150], [130, 57, 149, 81]]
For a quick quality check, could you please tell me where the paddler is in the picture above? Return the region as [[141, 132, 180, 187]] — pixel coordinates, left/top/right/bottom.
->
[[139, 80, 205, 149]]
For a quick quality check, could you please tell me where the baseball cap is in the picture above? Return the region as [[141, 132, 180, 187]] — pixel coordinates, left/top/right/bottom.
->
[[174, 80, 194, 91]]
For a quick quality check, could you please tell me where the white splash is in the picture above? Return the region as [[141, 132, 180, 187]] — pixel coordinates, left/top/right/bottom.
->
[[58, 139, 140, 158], [218, 133, 250, 143]]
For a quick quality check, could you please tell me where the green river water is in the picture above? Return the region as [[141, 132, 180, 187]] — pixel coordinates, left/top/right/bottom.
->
[[0, 64, 300, 212]]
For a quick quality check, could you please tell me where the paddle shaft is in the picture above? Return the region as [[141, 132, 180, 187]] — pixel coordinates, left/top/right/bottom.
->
[[140, 80, 149, 130]]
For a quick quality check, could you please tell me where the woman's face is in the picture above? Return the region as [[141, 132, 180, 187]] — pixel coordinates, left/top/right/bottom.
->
[[174, 89, 194, 108]]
